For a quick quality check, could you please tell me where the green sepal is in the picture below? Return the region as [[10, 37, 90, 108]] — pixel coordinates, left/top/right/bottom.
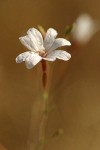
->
[[37, 25, 45, 37], [64, 24, 74, 36]]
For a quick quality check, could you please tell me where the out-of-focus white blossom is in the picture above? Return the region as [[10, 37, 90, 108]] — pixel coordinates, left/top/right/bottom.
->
[[71, 13, 99, 44], [16, 28, 71, 69]]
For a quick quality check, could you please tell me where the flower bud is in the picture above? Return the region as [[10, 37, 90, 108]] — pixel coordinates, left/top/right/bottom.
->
[[71, 13, 99, 44]]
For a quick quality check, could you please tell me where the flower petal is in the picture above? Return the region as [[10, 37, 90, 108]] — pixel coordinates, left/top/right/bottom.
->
[[53, 50, 71, 60], [43, 50, 71, 61], [27, 28, 44, 51], [19, 36, 35, 51], [49, 38, 71, 51], [43, 55, 56, 61], [25, 52, 42, 69], [43, 28, 58, 50], [16, 52, 31, 63]]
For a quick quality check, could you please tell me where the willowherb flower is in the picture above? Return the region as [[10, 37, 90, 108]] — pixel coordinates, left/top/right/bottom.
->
[[71, 13, 99, 44], [16, 28, 71, 69]]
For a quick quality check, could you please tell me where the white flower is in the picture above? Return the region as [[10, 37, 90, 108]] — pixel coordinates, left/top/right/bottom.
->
[[71, 13, 99, 44], [16, 28, 71, 69]]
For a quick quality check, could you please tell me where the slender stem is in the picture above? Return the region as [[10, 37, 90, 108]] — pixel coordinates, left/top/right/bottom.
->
[[36, 60, 49, 150]]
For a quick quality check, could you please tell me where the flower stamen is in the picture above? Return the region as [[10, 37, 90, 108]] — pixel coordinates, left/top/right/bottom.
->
[[39, 51, 47, 57]]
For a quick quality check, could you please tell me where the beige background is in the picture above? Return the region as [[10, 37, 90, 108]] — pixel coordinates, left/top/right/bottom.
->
[[0, 0, 100, 149]]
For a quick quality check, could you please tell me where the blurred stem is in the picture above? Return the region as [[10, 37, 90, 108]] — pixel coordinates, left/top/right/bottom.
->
[[36, 60, 49, 150]]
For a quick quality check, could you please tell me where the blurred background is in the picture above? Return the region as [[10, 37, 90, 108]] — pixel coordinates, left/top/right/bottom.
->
[[0, 0, 100, 150]]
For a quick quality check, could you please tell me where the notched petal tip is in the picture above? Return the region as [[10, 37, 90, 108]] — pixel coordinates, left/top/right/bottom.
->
[[15, 52, 31, 64], [16, 55, 22, 63], [47, 28, 58, 34], [66, 52, 71, 60], [15, 57, 18, 63], [62, 39, 71, 46], [66, 41, 71, 46], [55, 50, 71, 61], [59, 51, 71, 61]]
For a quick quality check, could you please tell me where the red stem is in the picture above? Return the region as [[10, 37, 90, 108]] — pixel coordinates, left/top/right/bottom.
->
[[41, 60, 47, 90]]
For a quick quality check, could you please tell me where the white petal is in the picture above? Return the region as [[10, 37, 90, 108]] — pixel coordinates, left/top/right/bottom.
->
[[16, 52, 30, 63], [19, 36, 35, 51], [43, 28, 58, 50], [43, 50, 71, 61], [49, 38, 71, 51], [25, 52, 42, 69], [27, 28, 44, 51], [53, 50, 71, 60], [43, 55, 56, 61]]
